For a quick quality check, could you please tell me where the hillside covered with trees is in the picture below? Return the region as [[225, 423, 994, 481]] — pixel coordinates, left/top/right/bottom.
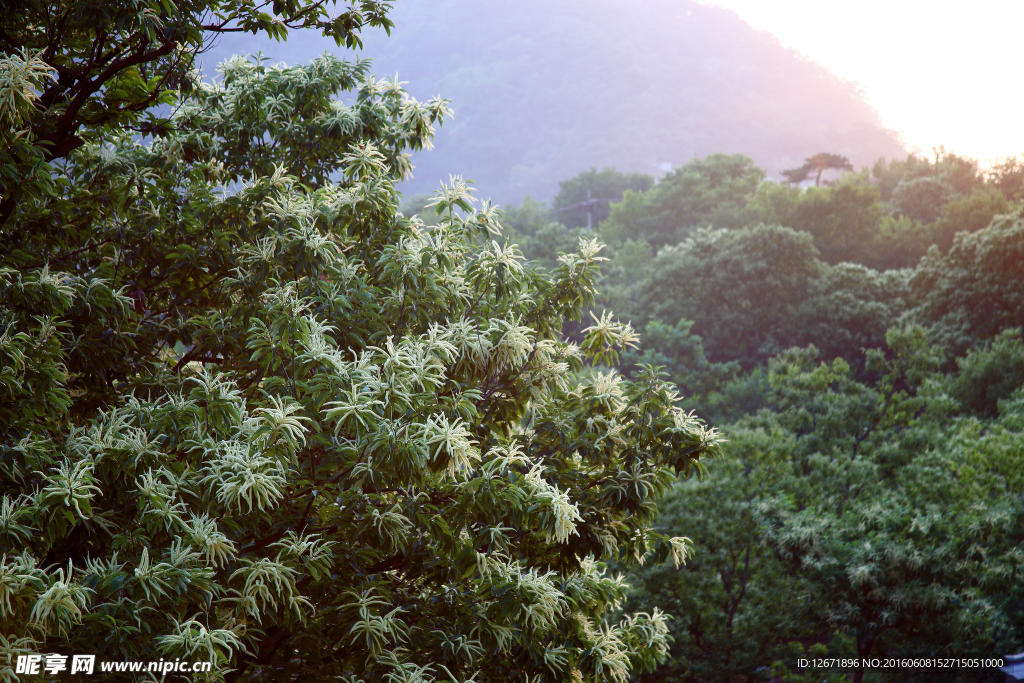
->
[[201, 0, 906, 204]]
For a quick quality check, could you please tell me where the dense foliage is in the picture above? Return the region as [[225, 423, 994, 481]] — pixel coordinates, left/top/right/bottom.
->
[[551, 168, 655, 230], [5, 3, 1023, 682], [630, 330, 1024, 683], [490, 149, 1024, 682], [600, 154, 765, 250], [0, 6, 726, 683], [0, 0, 394, 225]]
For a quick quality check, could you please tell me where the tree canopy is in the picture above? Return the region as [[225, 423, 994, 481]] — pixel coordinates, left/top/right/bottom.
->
[[0, 0, 394, 225], [552, 168, 654, 230], [0, 6, 724, 683], [781, 152, 854, 187], [600, 154, 765, 250], [488, 145, 1024, 682]]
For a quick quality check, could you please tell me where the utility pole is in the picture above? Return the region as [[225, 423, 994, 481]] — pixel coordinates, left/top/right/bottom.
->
[[554, 189, 606, 231]]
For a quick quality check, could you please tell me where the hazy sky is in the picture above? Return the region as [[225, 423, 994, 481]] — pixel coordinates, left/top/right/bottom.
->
[[697, 0, 1023, 164]]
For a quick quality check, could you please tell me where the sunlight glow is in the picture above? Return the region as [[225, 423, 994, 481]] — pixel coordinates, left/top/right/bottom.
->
[[696, 0, 1024, 165]]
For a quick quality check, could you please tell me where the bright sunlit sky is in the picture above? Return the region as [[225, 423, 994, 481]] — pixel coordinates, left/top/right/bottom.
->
[[696, 0, 1024, 165]]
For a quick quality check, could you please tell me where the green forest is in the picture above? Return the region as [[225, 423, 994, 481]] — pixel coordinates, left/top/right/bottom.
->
[[1, 2, 1022, 683], [485, 153, 1024, 681]]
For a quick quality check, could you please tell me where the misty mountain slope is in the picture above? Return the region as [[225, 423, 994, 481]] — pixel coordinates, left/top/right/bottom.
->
[[199, 0, 905, 204]]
